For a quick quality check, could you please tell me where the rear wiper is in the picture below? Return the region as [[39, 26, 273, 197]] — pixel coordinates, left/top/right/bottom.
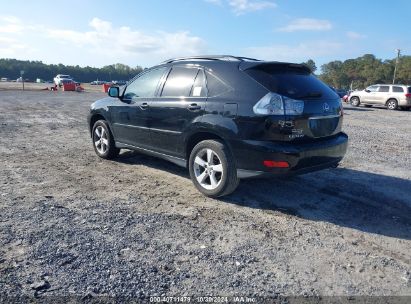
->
[[297, 92, 322, 99]]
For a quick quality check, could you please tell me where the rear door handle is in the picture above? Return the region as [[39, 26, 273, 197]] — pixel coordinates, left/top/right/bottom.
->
[[187, 103, 201, 111], [139, 102, 149, 110]]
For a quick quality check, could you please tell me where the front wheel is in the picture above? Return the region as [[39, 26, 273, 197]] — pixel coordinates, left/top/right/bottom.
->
[[189, 140, 239, 198], [92, 120, 120, 159]]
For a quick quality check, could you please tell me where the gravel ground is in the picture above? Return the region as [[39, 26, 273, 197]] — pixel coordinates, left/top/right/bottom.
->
[[0, 90, 410, 301]]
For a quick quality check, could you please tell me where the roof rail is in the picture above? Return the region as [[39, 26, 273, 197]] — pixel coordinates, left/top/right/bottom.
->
[[160, 55, 261, 64]]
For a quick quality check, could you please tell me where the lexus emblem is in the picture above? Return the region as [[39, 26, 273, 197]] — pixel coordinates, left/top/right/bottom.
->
[[323, 103, 330, 112]]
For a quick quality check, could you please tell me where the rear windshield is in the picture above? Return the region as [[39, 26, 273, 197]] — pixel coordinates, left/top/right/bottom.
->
[[408, 87, 411, 94], [246, 65, 338, 100]]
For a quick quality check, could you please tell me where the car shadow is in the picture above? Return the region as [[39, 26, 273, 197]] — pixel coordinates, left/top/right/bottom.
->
[[116, 151, 411, 240], [343, 106, 374, 112]]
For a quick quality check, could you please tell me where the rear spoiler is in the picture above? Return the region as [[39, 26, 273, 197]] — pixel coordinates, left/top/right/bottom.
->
[[239, 61, 312, 73]]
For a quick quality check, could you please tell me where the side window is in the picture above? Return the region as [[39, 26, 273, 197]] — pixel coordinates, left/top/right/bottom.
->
[[124, 67, 167, 99], [190, 69, 207, 97], [205, 71, 231, 97], [392, 86, 404, 93], [378, 86, 389, 92], [161, 66, 198, 97], [367, 85, 378, 92]]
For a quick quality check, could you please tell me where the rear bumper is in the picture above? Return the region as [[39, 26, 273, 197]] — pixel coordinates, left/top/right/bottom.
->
[[230, 132, 348, 178]]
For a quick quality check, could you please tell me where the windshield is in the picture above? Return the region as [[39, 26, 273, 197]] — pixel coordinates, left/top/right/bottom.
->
[[60, 75, 70, 79], [246, 65, 338, 100]]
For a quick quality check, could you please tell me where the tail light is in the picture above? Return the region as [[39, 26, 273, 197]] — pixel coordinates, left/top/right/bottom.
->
[[263, 160, 290, 168], [253, 92, 304, 116], [405, 93, 411, 98]]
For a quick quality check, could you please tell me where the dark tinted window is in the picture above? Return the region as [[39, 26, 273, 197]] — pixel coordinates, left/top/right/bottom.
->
[[161, 67, 198, 97], [246, 65, 338, 100], [408, 87, 411, 94], [378, 86, 389, 92], [191, 69, 207, 97], [392, 86, 404, 93], [205, 71, 231, 97], [124, 67, 167, 99]]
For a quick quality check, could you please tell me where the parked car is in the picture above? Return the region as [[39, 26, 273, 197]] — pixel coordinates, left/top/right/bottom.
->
[[350, 84, 411, 110], [54, 74, 73, 87], [1, 77, 9, 82], [88, 55, 348, 197], [335, 89, 347, 98], [90, 80, 106, 85], [111, 80, 127, 85]]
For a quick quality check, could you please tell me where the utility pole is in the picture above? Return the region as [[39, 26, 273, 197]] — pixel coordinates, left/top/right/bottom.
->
[[392, 49, 401, 84]]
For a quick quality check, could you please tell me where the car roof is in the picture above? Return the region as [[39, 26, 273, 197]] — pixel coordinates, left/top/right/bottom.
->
[[156, 55, 311, 73]]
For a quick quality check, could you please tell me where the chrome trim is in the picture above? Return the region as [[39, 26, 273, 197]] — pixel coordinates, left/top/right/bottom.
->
[[309, 114, 340, 120], [114, 123, 149, 130], [114, 123, 182, 134], [237, 169, 265, 179]]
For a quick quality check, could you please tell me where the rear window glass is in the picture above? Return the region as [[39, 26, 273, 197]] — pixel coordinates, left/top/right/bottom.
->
[[392, 86, 404, 93], [161, 66, 198, 97], [190, 70, 207, 97], [408, 87, 411, 94], [245, 65, 338, 100]]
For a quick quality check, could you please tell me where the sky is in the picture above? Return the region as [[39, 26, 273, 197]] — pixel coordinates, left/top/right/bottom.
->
[[0, 0, 410, 70]]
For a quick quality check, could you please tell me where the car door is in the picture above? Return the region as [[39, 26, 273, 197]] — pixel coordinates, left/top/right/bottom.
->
[[148, 66, 207, 157], [375, 85, 390, 105], [362, 85, 379, 103], [110, 67, 167, 148]]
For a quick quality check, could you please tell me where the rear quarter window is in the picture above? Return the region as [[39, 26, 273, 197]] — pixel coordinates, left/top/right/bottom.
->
[[205, 71, 232, 97], [392, 86, 404, 93], [245, 66, 338, 100]]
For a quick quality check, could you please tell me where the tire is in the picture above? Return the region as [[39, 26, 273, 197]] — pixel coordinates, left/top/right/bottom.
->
[[350, 96, 360, 107], [189, 140, 239, 198], [386, 99, 398, 110], [91, 120, 120, 159]]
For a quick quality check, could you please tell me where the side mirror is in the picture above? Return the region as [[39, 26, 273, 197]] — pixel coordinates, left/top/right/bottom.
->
[[365, 89, 370, 93], [108, 86, 120, 98]]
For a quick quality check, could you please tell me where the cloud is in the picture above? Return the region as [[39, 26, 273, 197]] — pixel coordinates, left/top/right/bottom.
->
[[246, 41, 342, 62], [206, 0, 276, 15], [277, 18, 332, 32], [0, 16, 24, 33], [346, 31, 366, 40], [46, 18, 205, 60], [0, 36, 28, 56]]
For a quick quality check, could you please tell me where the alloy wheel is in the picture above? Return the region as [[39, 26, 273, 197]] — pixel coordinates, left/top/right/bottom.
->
[[193, 148, 224, 190], [387, 100, 396, 110], [94, 126, 109, 154]]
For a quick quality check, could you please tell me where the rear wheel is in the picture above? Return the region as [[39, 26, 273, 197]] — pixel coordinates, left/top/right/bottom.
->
[[350, 96, 360, 107], [386, 99, 398, 110], [189, 140, 239, 198], [92, 120, 120, 159]]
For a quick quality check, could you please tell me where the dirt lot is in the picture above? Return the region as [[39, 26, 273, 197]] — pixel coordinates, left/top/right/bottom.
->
[[0, 89, 410, 301]]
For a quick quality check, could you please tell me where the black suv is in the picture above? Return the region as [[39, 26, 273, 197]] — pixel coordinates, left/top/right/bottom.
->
[[88, 55, 348, 197]]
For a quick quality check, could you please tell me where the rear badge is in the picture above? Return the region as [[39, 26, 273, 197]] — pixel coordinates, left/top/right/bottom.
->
[[323, 102, 330, 112]]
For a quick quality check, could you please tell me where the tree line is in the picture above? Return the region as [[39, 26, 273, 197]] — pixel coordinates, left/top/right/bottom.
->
[[1, 54, 410, 88], [315, 54, 411, 90], [0, 59, 143, 82]]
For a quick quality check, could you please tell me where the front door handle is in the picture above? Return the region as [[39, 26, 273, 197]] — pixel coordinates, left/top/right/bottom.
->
[[187, 103, 201, 111], [140, 102, 149, 110]]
